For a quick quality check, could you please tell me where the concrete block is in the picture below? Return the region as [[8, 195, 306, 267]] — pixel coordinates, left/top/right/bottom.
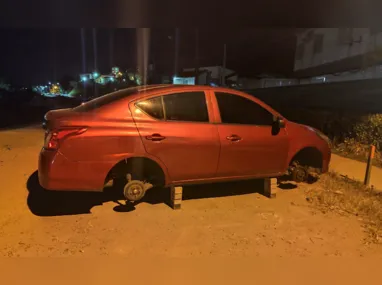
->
[[170, 186, 183, 210], [263, 178, 278, 199]]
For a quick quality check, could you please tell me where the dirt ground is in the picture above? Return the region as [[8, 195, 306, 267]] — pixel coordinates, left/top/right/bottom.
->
[[1, 126, 382, 258]]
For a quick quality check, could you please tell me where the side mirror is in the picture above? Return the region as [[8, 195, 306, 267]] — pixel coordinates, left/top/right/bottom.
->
[[271, 116, 285, 136], [277, 117, 286, 128]]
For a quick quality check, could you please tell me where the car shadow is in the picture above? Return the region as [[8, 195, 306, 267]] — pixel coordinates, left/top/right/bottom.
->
[[114, 179, 267, 212], [27, 171, 293, 217], [27, 171, 125, 217], [277, 181, 298, 190]]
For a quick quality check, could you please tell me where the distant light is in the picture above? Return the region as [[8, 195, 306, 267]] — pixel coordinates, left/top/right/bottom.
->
[[93, 72, 99, 78], [48, 82, 51, 85], [110, 77, 115, 82], [81, 76, 87, 82], [123, 79, 126, 82]]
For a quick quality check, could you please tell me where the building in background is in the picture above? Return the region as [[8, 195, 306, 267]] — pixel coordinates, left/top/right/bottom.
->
[[173, 70, 208, 85], [294, 28, 382, 84], [173, 66, 238, 86]]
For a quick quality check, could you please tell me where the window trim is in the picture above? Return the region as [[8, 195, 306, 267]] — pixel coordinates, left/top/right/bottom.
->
[[134, 90, 211, 124], [213, 91, 276, 127]]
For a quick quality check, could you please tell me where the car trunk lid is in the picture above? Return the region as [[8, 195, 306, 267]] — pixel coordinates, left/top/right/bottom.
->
[[43, 108, 83, 130]]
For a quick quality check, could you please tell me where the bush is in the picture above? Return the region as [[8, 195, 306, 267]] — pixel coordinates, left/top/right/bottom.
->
[[332, 114, 382, 166], [352, 114, 382, 150]]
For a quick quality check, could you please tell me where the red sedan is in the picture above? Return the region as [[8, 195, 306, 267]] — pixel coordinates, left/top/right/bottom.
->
[[39, 85, 331, 201]]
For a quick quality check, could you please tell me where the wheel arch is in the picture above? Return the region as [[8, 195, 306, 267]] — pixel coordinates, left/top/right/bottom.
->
[[104, 155, 170, 187], [289, 146, 324, 169]]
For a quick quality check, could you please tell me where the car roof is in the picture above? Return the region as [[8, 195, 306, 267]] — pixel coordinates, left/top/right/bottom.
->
[[129, 84, 240, 95], [115, 84, 249, 104]]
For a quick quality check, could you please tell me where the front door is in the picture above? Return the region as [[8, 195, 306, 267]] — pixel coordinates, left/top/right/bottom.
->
[[130, 90, 220, 182], [214, 92, 289, 178]]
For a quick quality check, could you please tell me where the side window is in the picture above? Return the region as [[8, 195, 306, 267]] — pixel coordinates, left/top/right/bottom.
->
[[135, 96, 164, 120], [215, 92, 274, 126], [163, 92, 209, 122]]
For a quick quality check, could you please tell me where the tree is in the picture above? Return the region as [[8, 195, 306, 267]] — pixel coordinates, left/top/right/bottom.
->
[[0, 77, 11, 91], [59, 75, 76, 92]]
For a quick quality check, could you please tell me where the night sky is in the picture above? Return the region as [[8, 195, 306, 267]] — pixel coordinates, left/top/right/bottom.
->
[[0, 28, 296, 86]]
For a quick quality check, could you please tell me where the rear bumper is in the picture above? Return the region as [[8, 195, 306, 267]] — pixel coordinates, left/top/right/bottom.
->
[[38, 148, 111, 191]]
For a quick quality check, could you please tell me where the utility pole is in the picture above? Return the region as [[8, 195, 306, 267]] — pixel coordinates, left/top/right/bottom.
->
[[136, 28, 150, 85], [81, 28, 87, 74], [174, 28, 180, 77], [143, 28, 150, 85], [80, 28, 87, 100], [51, 30, 57, 83], [222, 43, 227, 86], [92, 28, 98, 97], [195, 29, 199, 85], [92, 28, 98, 71], [109, 29, 114, 69]]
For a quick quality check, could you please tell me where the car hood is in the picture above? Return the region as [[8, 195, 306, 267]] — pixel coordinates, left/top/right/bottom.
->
[[288, 121, 331, 146]]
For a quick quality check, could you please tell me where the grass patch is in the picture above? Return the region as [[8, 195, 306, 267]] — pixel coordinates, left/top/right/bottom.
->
[[333, 142, 382, 168], [305, 172, 382, 244]]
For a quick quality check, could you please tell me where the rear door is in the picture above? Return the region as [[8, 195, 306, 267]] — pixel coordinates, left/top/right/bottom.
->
[[213, 91, 289, 177], [130, 90, 220, 182]]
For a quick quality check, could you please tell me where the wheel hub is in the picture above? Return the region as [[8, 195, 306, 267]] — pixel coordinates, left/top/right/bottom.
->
[[291, 165, 308, 183], [124, 181, 146, 202], [295, 168, 306, 181]]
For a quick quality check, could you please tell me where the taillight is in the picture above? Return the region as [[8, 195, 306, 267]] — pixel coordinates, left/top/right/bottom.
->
[[44, 127, 87, 150]]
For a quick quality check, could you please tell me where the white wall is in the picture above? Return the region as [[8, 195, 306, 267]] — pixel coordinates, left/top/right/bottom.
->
[[173, 73, 208, 85], [237, 78, 262, 89], [183, 66, 235, 81], [237, 77, 300, 89], [173, 77, 195, 85], [299, 64, 382, 85], [294, 28, 382, 71], [261, 78, 299, 88]]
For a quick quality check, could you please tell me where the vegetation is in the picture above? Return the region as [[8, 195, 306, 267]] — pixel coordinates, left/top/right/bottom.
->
[[280, 108, 382, 167], [330, 114, 382, 167]]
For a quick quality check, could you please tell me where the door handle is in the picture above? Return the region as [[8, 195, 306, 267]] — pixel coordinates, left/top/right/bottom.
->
[[146, 134, 166, 141], [226, 134, 241, 142]]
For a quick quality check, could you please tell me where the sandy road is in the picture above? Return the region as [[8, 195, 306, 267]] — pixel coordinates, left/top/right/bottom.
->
[[0, 126, 381, 258]]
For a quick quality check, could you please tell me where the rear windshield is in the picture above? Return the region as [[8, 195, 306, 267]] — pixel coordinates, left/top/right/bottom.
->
[[73, 87, 140, 112]]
